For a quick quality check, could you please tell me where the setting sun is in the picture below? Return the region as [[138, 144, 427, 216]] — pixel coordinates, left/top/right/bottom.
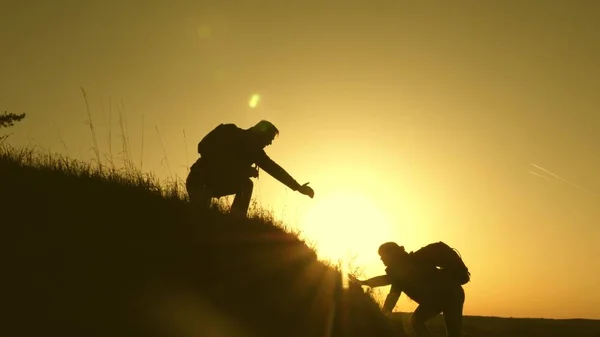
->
[[299, 191, 396, 268]]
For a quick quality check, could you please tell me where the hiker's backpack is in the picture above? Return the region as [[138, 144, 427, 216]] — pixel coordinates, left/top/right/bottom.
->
[[197, 123, 239, 158], [410, 241, 471, 285]]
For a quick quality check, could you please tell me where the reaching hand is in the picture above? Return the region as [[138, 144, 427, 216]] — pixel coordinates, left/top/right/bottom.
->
[[348, 274, 365, 286], [298, 182, 314, 198]]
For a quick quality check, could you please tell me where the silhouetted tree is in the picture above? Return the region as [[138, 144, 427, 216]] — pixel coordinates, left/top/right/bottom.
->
[[0, 111, 26, 142]]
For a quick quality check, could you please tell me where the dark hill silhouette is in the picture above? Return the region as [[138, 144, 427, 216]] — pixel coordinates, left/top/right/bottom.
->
[[3, 146, 600, 337], [0, 146, 400, 337], [390, 312, 600, 337]]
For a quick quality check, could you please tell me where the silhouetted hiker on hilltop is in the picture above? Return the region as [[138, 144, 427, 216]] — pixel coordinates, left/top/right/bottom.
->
[[352, 241, 470, 337], [186, 120, 314, 216]]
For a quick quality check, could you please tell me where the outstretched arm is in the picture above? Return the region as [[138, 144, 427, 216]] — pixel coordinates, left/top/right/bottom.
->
[[382, 284, 402, 315], [356, 276, 401, 315], [362, 275, 392, 288], [255, 151, 302, 191]]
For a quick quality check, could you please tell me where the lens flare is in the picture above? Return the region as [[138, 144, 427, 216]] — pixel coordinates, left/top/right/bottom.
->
[[249, 94, 261, 108]]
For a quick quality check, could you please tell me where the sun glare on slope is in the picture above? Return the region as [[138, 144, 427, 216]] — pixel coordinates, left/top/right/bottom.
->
[[299, 191, 397, 270]]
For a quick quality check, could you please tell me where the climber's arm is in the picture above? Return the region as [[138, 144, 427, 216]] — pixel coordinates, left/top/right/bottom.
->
[[255, 150, 302, 191], [362, 275, 393, 288], [382, 283, 402, 315]]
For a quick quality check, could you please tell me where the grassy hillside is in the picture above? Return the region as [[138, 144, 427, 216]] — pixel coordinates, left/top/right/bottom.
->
[[1, 145, 402, 337], [4, 145, 600, 337]]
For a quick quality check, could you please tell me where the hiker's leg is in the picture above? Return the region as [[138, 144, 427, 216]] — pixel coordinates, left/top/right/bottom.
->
[[192, 187, 212, 207], [202, 174, 253, 217], [442, 287, 465, 337], [411, 304, 442, 337], [230, 178, 253, 217], [186, 174, 212, 207]]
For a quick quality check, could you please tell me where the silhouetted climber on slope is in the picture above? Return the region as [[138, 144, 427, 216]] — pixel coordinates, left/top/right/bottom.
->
[[353, 241, 470, 337], [186, 120, 314, 216]]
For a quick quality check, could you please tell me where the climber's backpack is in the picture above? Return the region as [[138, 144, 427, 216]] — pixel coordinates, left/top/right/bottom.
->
[[410, 241, 471, 285], [197, 123, 242, 158]]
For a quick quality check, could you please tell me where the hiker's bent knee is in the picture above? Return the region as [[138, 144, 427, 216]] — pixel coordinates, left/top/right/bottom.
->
[[186, 179, 212, 206], [189, 189, 211, 205]]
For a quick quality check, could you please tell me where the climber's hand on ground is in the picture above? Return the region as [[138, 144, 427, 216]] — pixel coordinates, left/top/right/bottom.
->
[[298, 182, 314, 198]]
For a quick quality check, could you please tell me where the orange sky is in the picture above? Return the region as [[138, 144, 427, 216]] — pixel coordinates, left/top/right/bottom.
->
[[2, 1, 599, 320]]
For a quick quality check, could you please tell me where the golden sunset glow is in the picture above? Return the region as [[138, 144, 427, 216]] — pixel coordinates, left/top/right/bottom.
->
[[300, 191, 397, 264], [3, 1, 600, 320]]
